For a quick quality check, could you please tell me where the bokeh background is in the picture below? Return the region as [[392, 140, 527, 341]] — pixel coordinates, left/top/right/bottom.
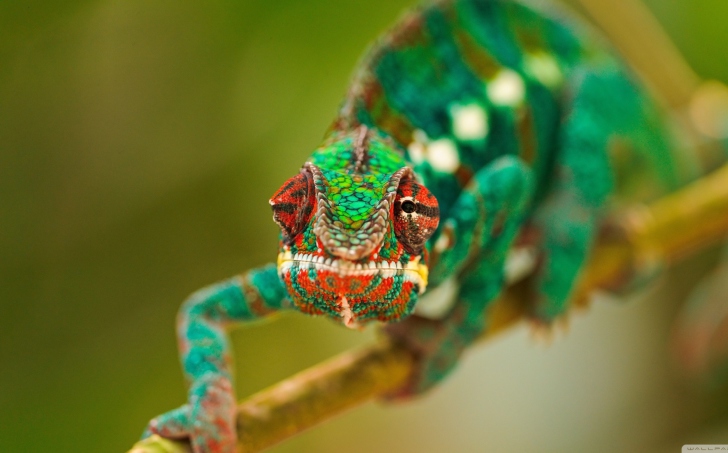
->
[[3, 0, 728, 451]]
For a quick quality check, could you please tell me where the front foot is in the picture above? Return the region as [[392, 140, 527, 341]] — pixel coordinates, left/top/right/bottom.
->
[[381, 314, 470, 401], [142, 374, 237, 453], [144, 404, 192, 441]]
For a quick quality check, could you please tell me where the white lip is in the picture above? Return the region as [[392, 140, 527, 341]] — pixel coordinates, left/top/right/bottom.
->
[[277, 251, 428, 294]]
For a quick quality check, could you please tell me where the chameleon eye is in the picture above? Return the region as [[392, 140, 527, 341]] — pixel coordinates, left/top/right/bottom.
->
[[269, 170, 315, 244], [393, 179, 439, 255], [401, 200, 416, 214]]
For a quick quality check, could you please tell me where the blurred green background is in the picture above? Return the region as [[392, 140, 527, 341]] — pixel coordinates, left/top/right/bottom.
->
[[2, 1, 728, 451]]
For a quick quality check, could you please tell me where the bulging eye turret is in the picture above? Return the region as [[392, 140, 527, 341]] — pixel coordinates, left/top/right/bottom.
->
[[393, 179, 439, 255], [269, 170, 315, 244]]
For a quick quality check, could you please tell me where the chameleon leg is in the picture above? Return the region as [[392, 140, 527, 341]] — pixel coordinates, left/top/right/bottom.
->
[[143, 264, 290, 453], [384, 155, 534, 398], [530, 69, 620, 321]]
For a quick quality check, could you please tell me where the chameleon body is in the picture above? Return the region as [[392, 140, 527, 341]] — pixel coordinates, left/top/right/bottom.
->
[[143, 0, 702, 451]]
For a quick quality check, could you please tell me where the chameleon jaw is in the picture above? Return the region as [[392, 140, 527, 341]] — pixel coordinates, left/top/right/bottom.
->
[[277, 251, 428, 293]]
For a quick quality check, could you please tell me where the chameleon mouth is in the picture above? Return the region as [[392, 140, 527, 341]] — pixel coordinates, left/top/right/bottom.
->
[[277, 251, 428, 294]]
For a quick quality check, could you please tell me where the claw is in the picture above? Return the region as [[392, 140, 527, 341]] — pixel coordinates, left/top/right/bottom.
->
[[529, 320, 555, 345], [528, 311, 573, 344]]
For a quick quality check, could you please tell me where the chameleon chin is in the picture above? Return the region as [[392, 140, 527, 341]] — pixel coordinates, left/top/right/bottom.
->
[[277, 249, 429, 328]]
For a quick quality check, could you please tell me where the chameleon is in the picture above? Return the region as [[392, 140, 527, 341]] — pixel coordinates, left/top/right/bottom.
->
[[141, 0, 711, 451]]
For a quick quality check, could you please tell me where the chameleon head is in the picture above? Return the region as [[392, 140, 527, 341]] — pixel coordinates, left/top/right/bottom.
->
[[269, 128, 439, 328]]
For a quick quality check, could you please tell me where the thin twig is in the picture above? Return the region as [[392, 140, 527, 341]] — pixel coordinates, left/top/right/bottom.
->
[[576, 0, 701, 109]]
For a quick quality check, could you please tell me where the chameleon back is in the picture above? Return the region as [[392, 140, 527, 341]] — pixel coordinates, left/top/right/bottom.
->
[[335, 0, 700, 211]]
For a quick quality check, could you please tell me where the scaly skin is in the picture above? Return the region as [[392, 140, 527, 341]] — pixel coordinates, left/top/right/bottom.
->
[[143, 0, 705, 451]]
